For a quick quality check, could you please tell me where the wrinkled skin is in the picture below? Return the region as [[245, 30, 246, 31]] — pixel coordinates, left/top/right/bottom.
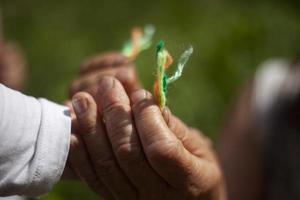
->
[[66, 52, 226, 200], [68, 52, 140, 98]]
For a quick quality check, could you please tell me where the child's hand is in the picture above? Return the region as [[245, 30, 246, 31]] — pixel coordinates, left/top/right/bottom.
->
[[69, 52, 141, 98], [69, 76, 225, 200]]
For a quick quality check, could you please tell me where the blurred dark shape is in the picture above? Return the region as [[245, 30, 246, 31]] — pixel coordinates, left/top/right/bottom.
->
[[264, 58, 300, 200], [218, 57, 300, 200]]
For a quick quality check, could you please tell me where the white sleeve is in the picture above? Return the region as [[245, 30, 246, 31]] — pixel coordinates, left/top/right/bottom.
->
[[252, 59, 289, 130], [0, 84, 71, 197]]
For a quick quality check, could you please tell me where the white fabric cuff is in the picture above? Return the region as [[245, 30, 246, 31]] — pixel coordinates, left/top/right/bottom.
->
[[0, 84, 71, 197], [23, 99, 71, 197]]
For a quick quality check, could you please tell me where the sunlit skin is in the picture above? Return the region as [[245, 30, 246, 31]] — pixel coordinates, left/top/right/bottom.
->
[[66, 52, 226, 200]]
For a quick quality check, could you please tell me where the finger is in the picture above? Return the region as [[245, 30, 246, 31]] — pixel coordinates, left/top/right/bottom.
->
[[69, 66, 140, 98], [69, 68, 116, 98], [97, 76, 165, 195], [68, 134, 114, 199], [130, 89, 221, 192], [79, 52, 130, 75], [64, 100, 79, 133], [115, 67, 142, 95], [162, 108, 215, 162], [161, 107, 190, 143], [72, 92, 137, 200]]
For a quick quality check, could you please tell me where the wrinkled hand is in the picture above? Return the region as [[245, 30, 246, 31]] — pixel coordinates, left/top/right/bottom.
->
[[63, 51, 141, 192], [69, 76, 225, 200], [69, 52, 141, 98]]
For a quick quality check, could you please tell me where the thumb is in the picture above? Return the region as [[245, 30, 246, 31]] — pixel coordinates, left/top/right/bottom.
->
[[162, 107, 215, 162]]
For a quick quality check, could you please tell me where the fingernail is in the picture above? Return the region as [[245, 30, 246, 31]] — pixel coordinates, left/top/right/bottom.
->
[[162, 107, 171, 117], [162, 107, 171, 123], [131, 89, 151, 104], [72, 97, 88, 114], [98, 76, 114, 95]]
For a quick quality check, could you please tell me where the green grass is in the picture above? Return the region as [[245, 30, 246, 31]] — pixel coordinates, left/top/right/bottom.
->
[[1, 0, 300, 199]]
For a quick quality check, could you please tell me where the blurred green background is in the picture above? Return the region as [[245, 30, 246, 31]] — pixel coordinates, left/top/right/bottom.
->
[[1, 0, 300, 199]]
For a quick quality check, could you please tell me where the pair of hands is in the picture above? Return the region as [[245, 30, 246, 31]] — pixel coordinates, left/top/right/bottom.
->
[[66, 53, 225, 200]]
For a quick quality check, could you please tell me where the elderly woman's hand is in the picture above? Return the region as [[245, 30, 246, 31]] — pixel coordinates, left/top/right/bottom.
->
[[69, 76, 226, 200], [63, 51, 142, 198], [68, 52, 141, 98]]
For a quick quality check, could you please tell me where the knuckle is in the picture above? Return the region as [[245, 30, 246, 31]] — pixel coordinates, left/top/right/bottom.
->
[[109, 124, 132, 147], [103, 103, 131, 129], [113, 120, 132, 136], [132, 96, 155, 113], [115, 140, 144, 164], [103, 85, 130, 105]]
